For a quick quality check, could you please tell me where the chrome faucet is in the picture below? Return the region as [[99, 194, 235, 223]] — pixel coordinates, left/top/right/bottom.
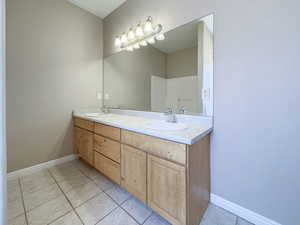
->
[[101, 106, 110, 114], [164, 108, 177, 123], [179, 107, 187, 114]]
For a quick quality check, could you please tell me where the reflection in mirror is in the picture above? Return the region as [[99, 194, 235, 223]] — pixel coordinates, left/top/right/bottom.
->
[[104, 14, 213, 116]]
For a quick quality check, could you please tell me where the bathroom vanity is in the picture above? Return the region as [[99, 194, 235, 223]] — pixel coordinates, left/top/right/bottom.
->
[[73, 13, 214, 225], [73, 112, 212, 225]]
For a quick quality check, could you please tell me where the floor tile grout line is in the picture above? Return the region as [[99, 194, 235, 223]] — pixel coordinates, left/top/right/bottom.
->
[[9, 160, 141, 224], [73, 159, 148, 225], [48, 161, 113, 211], [46, 209, 73, 225], [19, 172, 65, 214], [72, 191, 102, 209], [18, 169, 55, 197], [102, 192, 143, 225], [13, 160, 158, 225], [47, 168, 85, 225], [47, 162, 128, 224], [56, 160, 150, 225], [51, 161, 121, 225], [141, 211, 154, 225], [47, 160, 106, 207], [18, 178, 29, 225], [81, 167, 143, 225], [91, 205, 120, 225], [9, 160, 244, 225], [22, 183, 64, 214]]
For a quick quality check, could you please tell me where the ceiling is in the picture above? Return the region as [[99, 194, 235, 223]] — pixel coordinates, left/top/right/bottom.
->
[[152, 15, 213, 54], [67, 0, 127, 19]]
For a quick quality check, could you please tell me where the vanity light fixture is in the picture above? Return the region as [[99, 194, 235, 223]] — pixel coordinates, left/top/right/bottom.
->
[[140, 40, 148, 46], [156, 33, 165, 41], [121, 33, 128, 44], [114, 16, 164, 51], [126, 46, 133, 51], [128, 28, 135, 40], [147, 37, 156, 44], [133, 43, 140, 49], [144, 17, 153, 33], [136, 24, 144, 37], [114, 36, 121, 47]]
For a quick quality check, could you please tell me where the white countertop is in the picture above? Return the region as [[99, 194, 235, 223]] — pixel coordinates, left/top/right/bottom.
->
[[73, 110, 213, 145]]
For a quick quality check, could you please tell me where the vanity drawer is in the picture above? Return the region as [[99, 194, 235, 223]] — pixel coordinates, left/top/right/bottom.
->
[[94, 151, 120, 184], [94, 123, 121, 141], [121, 130, 187, 165], [94, 134, 121, 163], [74, 117, 94, 131]]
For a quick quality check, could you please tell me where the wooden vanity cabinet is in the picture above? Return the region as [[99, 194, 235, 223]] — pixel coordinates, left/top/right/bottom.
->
[[93, 124, 121, 184], [121, 144, 147, 203], [74, 117, 94, 132], [148, 154, 186, 225], [73, 116, 210, 225], [94, 151, 121, 184], [74, 127, 94, 165], [94, 134, 121, 163]]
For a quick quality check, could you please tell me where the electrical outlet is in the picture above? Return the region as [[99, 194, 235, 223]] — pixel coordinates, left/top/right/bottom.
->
[[202, 88, 210, 100], [104, 93, 110, 100]]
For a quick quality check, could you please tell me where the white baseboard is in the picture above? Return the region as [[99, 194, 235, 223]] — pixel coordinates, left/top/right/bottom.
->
[[210, 194, 281, 225], [7, 154, 78, 180]]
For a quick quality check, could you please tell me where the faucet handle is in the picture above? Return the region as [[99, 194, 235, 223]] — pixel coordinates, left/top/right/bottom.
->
[[102, 106, 109, 114], [179, 107, 187, 114], [164, 108, 173, 115]]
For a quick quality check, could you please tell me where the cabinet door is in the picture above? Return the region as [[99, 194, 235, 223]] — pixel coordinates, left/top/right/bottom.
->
[[147, 155, 186, 225], [121, 145, 147, 203], [74, 127, 82, 154], [77, 128, 94, 165]]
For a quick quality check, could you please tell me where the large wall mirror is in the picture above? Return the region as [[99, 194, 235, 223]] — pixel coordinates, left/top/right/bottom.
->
[[104, 14, 214, 116]]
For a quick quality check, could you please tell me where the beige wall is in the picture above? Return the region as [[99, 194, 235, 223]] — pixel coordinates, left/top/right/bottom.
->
[[6, 0, 103, 172], [166, 47, 198, 78], [104, 46, 165, 111]]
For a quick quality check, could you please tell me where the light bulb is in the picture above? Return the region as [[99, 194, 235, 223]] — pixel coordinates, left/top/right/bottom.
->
[[140, 40, 148, 46], [136, 24, 144, 38], [126, 46, 133, 51], [128, 28, 135, 40], [144, 17, 153, 33], [154, 25, 161, 32], [147, 37, 155, 44], [114, 36, 121, 47], [156, 33, 165, 41], [121, 33, 128, 44], [133, 43, 140, 49]]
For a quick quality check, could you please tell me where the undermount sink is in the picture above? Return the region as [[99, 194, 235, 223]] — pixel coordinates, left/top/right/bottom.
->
[[144, 121, 187, 131], [85, 113, 115, 118], [84, 113, 103, 117]]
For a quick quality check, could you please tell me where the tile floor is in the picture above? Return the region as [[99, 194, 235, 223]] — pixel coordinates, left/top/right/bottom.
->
[[7, 159, 254, 225]]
